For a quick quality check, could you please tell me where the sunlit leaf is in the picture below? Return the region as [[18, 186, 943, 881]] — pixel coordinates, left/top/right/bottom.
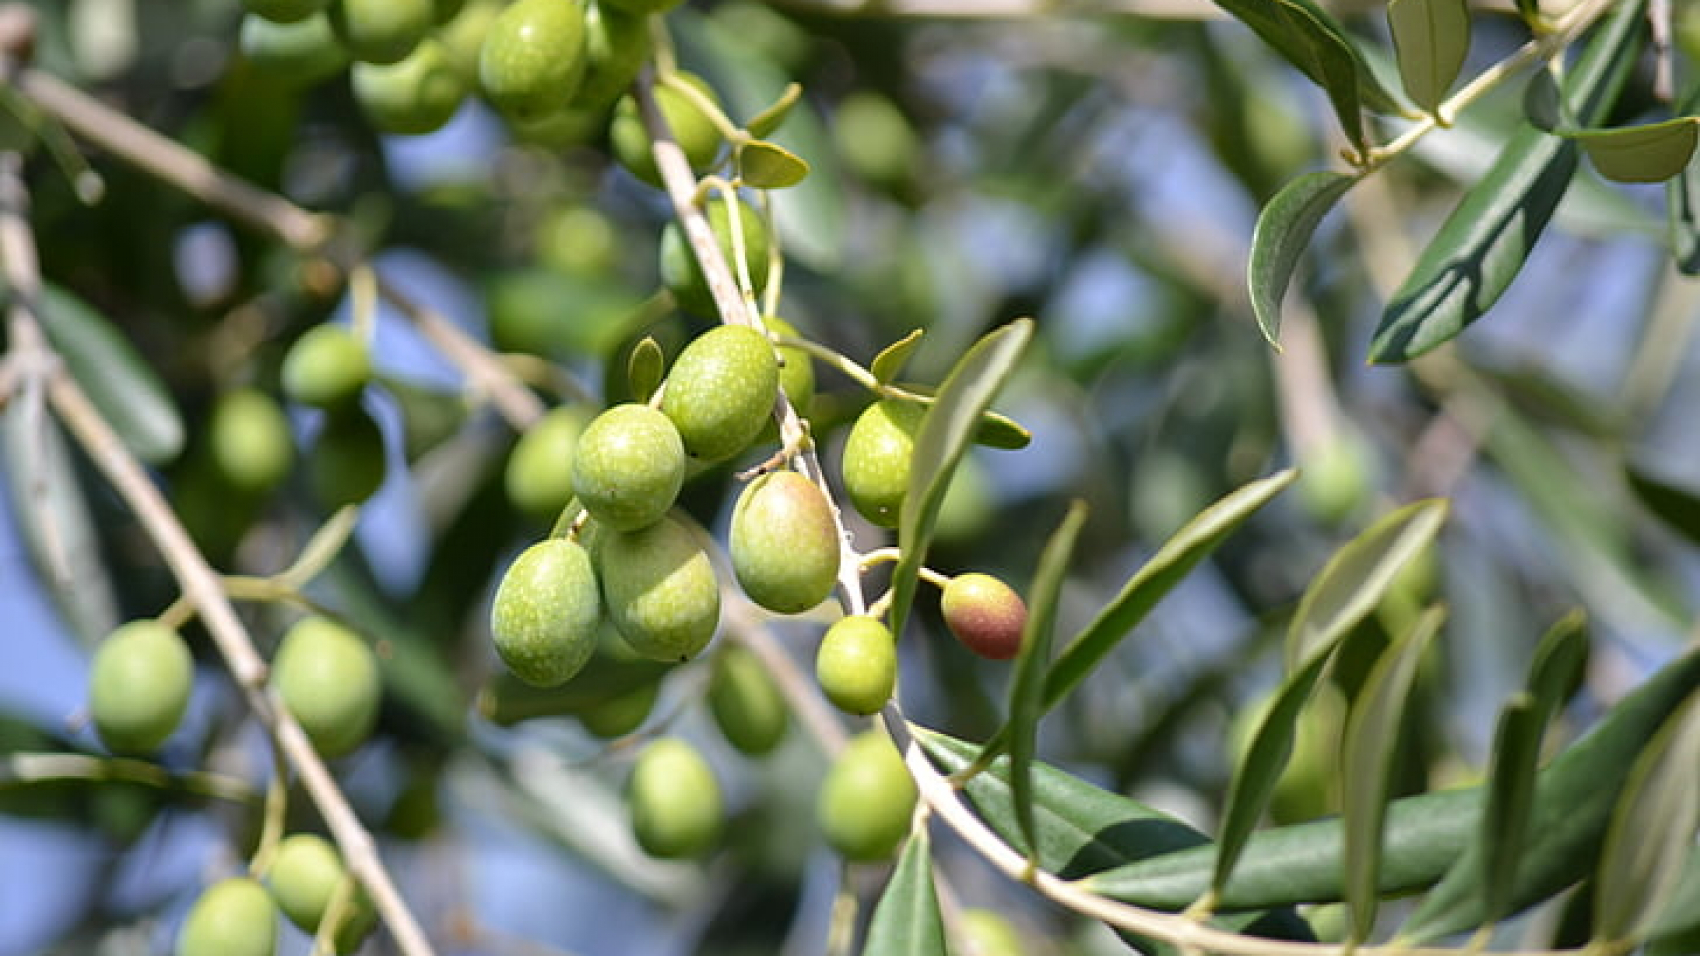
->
[[1562, 117, 1700, 184], [1341, 606, 1445, 941], [739, 139, 810, 188], [861, 831, 947, 956], [1387, 0, 1470, 115], [1369, 0, 1648, 362], [871, 329, 925, 385], [888, 320, 1032, 639], [1249, 171, 1357, 346]]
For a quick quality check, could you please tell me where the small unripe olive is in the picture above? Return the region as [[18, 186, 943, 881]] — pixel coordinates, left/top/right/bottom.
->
[[328, 0, 433, 64], [707, 644, 788, 756], [939, 573, 1027, 661], [817, 729, 916, 862], [240, 13, 350, 86], [265, 834, 377, 955], [243, 0, 328, 24], [730, 471, 839, 614], [840, 399, 923, 528], [177, 877, 277, 956], [571, 403, 685, 532], [658, 196, 770, 317], [814, 616, 895, 716], [661, 324, 780, 462], [209, 388, 294, 494], [610, 72, 722, 187], [478, 0, 587, 122], [579, 679, 659, 738], [490, 538, 601, 687], [575, 1, 649, 113], [504, 405, 590, 520], [90, 620, 193, 754], [436, 0, 502, 82], [352, 38, 466, 136], [1298, 434, 1372, 525], [959, 909, 1025, 956], [599, 516, 720, 662], [308, 406, 387, 508], [599, 0, 684, 14], [273, 616, 381, 759], [628, 737, 722, 858], [536, 205, 617, 277], [833, 91, 919, 191], [282, 324, 371, 409]]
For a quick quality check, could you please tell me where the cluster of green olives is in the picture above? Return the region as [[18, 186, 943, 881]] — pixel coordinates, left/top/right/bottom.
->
[[175, 833, 376, 956], [280, 323, 388, 509]]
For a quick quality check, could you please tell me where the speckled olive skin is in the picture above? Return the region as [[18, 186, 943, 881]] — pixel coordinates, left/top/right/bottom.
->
[[478, 0, 586, 121], [816, 729, 917, 862], [490, 538, 601, 687], [504, 405, 590, 520], [840, 399, 924, 529], [90, 620, 193, 754], [814, 615, 895, 716], [571, 404, 685, 531], [628, 737, 722, 858], [266, 834, 377, 955], [329, 0, 433, 64], [707, 644, 788, 755], [658, 197, 770, 316], [609, 71, 721, 185], [599, 515, 720, 662], [575, 1, 648, 112], [272, 616, 381, 759], [939, 572, 1028, 660], [729, 471, 839, 614], [352, 38, 466, 135], [177, 878, 277, 956], [282, 324, 370, 409], [662, 324, 780, 462]]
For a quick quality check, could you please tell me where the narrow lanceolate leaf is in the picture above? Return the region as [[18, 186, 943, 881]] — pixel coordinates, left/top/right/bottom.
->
[[888, 320, 1032, 639], [1086, 643, 1700, 915], [36, 283, 184, 465], [1626, 466, 1700, 546], [1002, 501, 1088, 857], [1480, 611, 1590, 927], [1369, 0, 1648, 362], [862, 831, 947, 956], [1249, 171, 1358, 346], [1341, 605, 1445, 942], [1387, 0, 1471, 115], [1592, 690, 1700, 944], [1043, 470, 1297, 715], [1562, 117, 1700, 184], [871, 329, 925, 385], [739, 139, 810, 188], [1285, 498, 1449, 672]]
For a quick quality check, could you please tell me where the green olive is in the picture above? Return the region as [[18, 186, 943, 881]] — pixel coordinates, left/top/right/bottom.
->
[[661, 324, 780, 462], [307, 406, 387, 508], [208, 388, 294, 494], [504, 405, 591, 521], [535, 205, 618, 277], [832, 91, 919, 191], [242, 0, 328, 23], [272, 616, 381, 759], [328, 0, 433, 64], [628, 737, 722, 858], [265, 834, 377, 955], [599, 515, 720, 662], [657, 196, 770, 317], [761, 315, 815, 417], [571, 403, 685, 532], [707, 644, 788, 756], [729, 471, 839, 614], [90, 620, 193, 755], [239, 13, 351, 87], [814, 615, 895, 716], [436, 0, 502, 83], [817, 728, 916, 862], [840, 398, 923, 529], [958, 909, 1025, 956], [609, 71, 723, 187], [177, 877, 277, 956], [489, 538, 602, 687], [478, 0, 587, 122], [352, 38, 466, 136], [579, 679, 660, 738], [282, 324, 371, 410], [939, 573, 1027, 661], [599, 0, 684, 13], [575, 1, 649, 113]]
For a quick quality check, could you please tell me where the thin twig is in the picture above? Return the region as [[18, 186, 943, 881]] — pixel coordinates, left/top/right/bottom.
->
[[2, 751, 259, 803]]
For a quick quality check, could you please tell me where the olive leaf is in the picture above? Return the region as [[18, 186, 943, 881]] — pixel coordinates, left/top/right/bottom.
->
[[627, 336, 666, 403], [1561, 117, 1700, 184], [1387, 0, 1470, 116], [739, 139, 810, 188], [1249, 170, 1358, 346], [861, 832, 947, 956], [746, 82, 803, 139], [871, 329, 925, 384]]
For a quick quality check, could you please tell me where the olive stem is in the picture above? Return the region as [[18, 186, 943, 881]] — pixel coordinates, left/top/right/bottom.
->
[[1, 751, 259, 803], [0, 155, 440, 956]]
